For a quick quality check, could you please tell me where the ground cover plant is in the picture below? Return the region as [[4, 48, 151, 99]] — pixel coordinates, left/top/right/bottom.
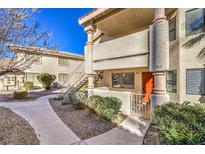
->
[[152, 102, 205, 145], [24, 82, 33, 90], [13, 91, 28, 99]]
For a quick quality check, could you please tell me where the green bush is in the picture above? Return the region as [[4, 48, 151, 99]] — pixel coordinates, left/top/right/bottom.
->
[[86, 95, 122, 121], [61, 98, 70, 105], [13, 91, 28, 99], [37, 73, 56, 90], [87, 95, 104, 113], [24, 82, 33, 90], [153, 103, 205, 145], [67, 92, 86, 110], [98, 96, 122, 120], [54, 94, 64, 100]]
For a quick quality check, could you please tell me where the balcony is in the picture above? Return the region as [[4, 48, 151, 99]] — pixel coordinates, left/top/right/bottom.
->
[[93, 29, 149, 70]]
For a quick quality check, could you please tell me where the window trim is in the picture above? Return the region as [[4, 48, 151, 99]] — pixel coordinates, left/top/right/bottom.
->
[[58, 57, 69, 66], [166, 70, 177, 93], [169, 17, 176, 42], [26, 72, 40, 84], [111, 72, 135, 90], [185, 8, 205, 36], [58, 73, 69, 84], [186, 68, 205, 95]]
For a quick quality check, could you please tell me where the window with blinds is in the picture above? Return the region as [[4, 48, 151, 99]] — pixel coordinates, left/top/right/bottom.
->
[[58, 73, 69, 84], [169, 17, 176, 42], [166, 70, 177, 93], [186, 68, 205, 95], [58, 58, 69, 66], [26, 73, 40, 84]]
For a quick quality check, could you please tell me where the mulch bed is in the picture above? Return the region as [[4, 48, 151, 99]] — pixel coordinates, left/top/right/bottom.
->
[[49, 98, 122, 140], [143, 124, 160, 145], [0, 107, 39, 145], [0, 90, 60, 102]]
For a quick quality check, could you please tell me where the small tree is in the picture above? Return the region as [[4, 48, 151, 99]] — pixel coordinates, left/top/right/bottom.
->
[[0, 9, 57, 76], [37, 73, 56, 90]]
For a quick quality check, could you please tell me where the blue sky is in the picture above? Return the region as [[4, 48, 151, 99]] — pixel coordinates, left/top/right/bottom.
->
[[34, 8, 94, 55]]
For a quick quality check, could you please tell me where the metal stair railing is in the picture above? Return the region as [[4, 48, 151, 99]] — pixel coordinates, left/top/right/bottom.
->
[[61, 62, 84, 88], [60, 62, 88, 94]]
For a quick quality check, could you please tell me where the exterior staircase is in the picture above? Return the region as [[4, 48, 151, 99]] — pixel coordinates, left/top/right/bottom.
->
[[61, 62, 88, 96]]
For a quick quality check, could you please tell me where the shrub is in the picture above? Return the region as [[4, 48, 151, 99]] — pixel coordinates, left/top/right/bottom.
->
[[61, 98, 70, 105], [86, 95, 104, 113], [54, 94, 64, 100], [24, 82, 33, 90], [98, 96, 122, 120], [13, 91, 28, 99], [37, 73, 56, 90], [86, 95, 122, 121], [67, 92, 86, 110], [153, 103, 205, 145]]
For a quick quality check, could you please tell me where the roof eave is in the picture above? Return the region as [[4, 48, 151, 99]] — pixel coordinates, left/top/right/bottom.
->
[[78, 8, 111, 25]]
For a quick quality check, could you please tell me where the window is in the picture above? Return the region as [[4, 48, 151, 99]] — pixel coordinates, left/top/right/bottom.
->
[[26, 55, 41, 64], [169, 17, 176, 42], [58, 73, 69, 84], [58, 58, 69, 66], [5, 76, 16, 85], [26, 73, 39, 84], [186, 8, 205, 36], [186, 68, 205, 95], [112, 72, 135, 89], [166, 71, 177, 93]]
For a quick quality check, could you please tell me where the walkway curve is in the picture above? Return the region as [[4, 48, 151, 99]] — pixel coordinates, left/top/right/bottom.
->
[[0, 94, 149, 145], [0, 94, 81, 145]]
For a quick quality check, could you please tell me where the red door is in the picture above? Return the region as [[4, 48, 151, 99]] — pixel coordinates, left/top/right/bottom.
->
[[142, 72, 154, 103]]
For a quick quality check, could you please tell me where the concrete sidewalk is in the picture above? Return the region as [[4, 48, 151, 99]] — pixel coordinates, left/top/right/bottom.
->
[[84, 116, 149, 145], [0, 95, 81, 145]]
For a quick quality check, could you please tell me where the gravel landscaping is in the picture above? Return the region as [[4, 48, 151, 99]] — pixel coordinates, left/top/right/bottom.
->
[[0, 89, 60, 102], [0, 107, 39, 145], [143, 124, 160, 145], [49, 98, 125, 140]]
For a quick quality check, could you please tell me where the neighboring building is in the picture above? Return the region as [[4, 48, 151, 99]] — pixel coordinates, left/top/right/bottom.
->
[[0, 45, 84, 91], [79, 8, 205, 117]]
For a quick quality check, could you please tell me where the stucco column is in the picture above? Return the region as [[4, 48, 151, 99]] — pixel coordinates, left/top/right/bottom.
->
[[150, 8, 170, 106], [84, 25, 95, 91]]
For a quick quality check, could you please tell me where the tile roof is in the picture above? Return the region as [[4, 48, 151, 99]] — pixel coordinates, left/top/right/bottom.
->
[[8, 45, 84, 61]]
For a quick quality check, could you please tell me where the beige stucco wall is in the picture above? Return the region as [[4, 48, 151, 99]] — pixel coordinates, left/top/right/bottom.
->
[[0, 53, 84, 90], [92, 29, 149, 70], [25, 54, 84, 86], [92, 8, 205, 104], [177, 9, 205, 103]]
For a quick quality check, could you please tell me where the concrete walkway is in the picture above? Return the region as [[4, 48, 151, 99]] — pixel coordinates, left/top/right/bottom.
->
[[0, 94, 149, 145], [84, 116, 150, 145], [0, 95, 81, 145]]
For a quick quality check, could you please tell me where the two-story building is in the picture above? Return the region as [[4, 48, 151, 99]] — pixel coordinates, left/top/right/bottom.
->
[[0, 45, 84, 91], [79, 8, 205, 117]]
